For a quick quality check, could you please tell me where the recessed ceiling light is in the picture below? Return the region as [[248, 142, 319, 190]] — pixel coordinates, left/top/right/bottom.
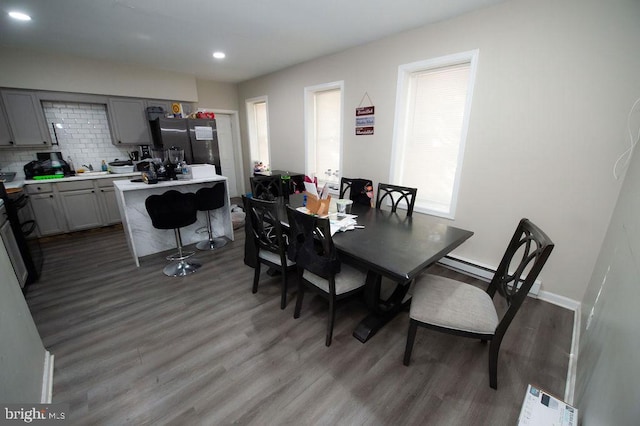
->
[[8, 11, 31, 21], [212, 52, 226, 59]]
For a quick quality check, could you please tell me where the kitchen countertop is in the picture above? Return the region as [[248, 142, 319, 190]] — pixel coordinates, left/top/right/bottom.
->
[[4, 172, 141, 190], [113, 175, 226, 192], [113, 175, 232, 267]]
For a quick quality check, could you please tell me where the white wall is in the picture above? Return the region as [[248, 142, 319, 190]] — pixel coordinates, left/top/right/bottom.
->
[[574, 100, 640, 424], [0, 47, 198, 101], [0, 216, 51, 403], [237, 0, 640, 301]]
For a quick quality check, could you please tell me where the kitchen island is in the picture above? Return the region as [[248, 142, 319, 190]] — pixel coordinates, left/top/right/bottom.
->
[[114, 176, 233, 266]]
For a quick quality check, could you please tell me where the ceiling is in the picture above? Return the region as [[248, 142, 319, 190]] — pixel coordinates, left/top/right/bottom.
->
[[0, 0, 507, 83]]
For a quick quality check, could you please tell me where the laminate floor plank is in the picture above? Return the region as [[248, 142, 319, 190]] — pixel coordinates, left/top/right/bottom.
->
[[24, 220, 573, 425]]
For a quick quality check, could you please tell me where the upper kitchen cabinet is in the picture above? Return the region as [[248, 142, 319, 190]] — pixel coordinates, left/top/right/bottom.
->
[[0, 101, 13, 147], [107, 97, 151, 145], [0, 90, 51, 146]]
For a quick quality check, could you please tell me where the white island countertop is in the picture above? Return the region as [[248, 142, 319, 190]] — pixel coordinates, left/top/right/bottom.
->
[[114, 175, 233, 266]]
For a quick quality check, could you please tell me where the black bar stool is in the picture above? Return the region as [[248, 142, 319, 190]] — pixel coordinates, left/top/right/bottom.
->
[[145, 190, 201, 277], [195, 183, 228, 251]]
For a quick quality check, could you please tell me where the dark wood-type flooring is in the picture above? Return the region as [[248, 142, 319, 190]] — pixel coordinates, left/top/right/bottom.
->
[[25, 217, 573, 425]]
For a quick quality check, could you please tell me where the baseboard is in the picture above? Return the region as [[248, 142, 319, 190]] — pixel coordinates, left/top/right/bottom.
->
[[41, 351, 54, 403], [438, 255, 541, 295], [564, 306, 580, 405], [536, 290, 581, 312]]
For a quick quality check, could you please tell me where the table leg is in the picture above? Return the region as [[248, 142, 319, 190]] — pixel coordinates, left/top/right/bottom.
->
[[353, 270, 411, 343]]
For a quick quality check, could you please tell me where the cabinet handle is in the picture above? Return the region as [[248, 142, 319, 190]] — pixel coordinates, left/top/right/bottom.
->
[[37, 187, 41, 190], [49, 195, 53, 198], [9, 141, 13, 145], [43, 141, 47, 144], [91, 190, 95, 193]]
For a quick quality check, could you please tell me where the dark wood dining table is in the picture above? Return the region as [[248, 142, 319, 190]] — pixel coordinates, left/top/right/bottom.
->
[[243, 193, 474, 342]]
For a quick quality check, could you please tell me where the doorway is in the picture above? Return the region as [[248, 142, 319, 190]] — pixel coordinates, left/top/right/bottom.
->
[[211, 111, 243, 198]]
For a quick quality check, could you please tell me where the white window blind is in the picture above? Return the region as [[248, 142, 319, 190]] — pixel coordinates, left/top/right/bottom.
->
[[314, 88, 341, 185], [305, 81, 343, 188], [254, 101, 269, 164], [392, 50, 478, 218], [246, 97, 270, 168]]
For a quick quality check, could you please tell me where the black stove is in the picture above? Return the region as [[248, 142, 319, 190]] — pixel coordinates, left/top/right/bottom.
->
[[0, 182, 42, 291]]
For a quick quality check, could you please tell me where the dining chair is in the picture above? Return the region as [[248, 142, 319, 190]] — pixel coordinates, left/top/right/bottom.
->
[[403, 218, 554, 389], [286, 205, 367, 346], [244, 195, 295, 309], [339, 177, 374, 207], [375, 183, 417, 216], [250, 175, 284, 201]]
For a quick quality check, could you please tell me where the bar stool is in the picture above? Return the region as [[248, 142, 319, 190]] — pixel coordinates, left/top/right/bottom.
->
[[195, 183, 228, 251], [145, 190, 201, 277]]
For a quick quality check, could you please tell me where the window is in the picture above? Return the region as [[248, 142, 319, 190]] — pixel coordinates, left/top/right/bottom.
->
[[391, 50, 478, 219], [246, 96, 270, 170], [304, 81, 343, 188]]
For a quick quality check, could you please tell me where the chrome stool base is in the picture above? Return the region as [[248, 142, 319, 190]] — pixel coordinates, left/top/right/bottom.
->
[[163, 260, 201, 277], [196, 237, 228, 251], [166, 251, 196, 261]]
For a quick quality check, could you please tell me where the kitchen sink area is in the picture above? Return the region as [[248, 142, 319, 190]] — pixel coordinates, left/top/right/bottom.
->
[[0, 172, 16, 182]]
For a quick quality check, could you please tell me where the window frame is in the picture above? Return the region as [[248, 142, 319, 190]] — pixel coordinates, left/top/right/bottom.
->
[[245, 95, 271, 170], [390, 49, 479, 219], [304, 81, 344, 188]]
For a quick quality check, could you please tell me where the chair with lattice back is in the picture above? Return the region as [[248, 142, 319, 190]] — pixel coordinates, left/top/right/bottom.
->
[[403, 218, 554, 389], [244, 195, 295, 309], [286, 205, 367, 346], [339, 177, 374, 207], [375, 183, 417, 216]]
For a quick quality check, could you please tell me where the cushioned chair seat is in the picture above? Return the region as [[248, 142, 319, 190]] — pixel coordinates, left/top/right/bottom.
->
[[410, 274, 499, 334], [259, 250, 295, 267], [302, 263, 365, 295]]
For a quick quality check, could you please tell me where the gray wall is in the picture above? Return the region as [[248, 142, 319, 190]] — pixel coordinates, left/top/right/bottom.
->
[[237, 0, 640, 302], [0, 211, 50, 403], [574, 106, 640, 422]]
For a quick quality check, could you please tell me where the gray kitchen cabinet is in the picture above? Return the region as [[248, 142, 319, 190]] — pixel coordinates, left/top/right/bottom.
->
[[108, 97, 151, 145], [0, 101, 14, 146], [97, 177, 126, 225], [59, 189, 102, 231], [57, 180, 102, 231], [0, 90, 51, 146], [29, 192, 66, 236], [0, 205, 28, 287], [98, 187, 120, 225]]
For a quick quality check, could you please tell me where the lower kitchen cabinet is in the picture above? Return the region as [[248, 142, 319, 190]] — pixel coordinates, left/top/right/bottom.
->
[[59, 188, 102, 231], [25, 175, 132, 236], [29, 192, 66, 237], [98, 186, 121, 225]]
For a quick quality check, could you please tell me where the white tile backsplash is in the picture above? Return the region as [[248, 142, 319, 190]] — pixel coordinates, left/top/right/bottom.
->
[[0, 101, 135, 178]]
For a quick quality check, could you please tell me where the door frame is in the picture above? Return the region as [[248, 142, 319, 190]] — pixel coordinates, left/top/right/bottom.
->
[[209, 109, 245, 198]]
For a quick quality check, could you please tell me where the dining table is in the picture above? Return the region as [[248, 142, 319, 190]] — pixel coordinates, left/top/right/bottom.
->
[[243, 193, 474, 343]]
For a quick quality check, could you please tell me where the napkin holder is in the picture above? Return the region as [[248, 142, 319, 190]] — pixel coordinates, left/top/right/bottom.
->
[[304, 192, 331, 216]]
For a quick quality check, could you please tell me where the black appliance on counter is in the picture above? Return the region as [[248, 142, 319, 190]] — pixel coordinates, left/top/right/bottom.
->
[[24, 152, 73, 179], [0, 182, 43, 290], [149, 118, 222, 175]]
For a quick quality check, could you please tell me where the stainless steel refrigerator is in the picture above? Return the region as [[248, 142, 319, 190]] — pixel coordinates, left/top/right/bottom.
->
[[149, 118, 221, 174]]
